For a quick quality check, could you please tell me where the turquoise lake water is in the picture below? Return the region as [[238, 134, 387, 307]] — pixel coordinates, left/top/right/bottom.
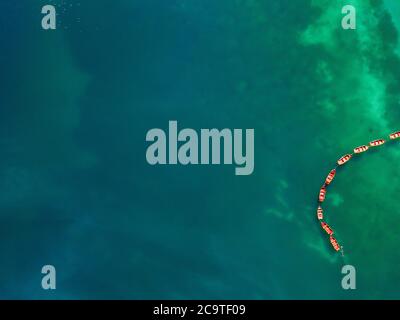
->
[[0, 0, 400, 299]]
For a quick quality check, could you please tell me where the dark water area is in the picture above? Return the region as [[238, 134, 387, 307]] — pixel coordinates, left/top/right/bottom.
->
[[0, 0, 399, 299]]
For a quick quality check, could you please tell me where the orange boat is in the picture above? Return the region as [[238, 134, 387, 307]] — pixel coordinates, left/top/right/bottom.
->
[[325, 169, 336, 185], [369, 139, 385, 147], [354, 145, 369, 154], [317, 206, 324, 220], [337, 154, 352, 165], [318, 186, 327, 202], [389, 131, 400, 140], [321, 222, 333, 235], [330, 235, 341, 251]]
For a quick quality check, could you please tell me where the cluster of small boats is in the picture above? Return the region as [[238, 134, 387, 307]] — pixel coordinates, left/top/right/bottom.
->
[[316, 131, 400, 252]]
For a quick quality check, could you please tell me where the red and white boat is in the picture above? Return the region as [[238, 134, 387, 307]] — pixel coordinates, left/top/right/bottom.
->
[[321, 222, 334, 235], [354, 145, 369, 154], [330, 235, 341, 251], [369, 139, 385, 147], [317, 206, 324, 220], [325, 169, 336, 185], [318, 186, 327, 202], [337, 154, 352, 166], [389, 131, 400, 140]]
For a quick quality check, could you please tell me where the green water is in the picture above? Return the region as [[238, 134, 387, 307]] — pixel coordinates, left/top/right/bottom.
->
[[0, 0, 399, 299]]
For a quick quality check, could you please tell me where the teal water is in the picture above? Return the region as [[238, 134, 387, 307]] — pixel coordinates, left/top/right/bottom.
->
[[0, 0, 400, 299]]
